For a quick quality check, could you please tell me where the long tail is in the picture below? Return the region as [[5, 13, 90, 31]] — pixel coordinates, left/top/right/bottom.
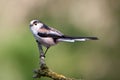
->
[[58, 36, 98, 42]]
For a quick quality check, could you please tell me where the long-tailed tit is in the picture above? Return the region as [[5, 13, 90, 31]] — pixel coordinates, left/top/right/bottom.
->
[[30, 20, 98, 56]]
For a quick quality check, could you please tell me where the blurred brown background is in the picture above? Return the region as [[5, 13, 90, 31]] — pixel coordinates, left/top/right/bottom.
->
[[0, 0, 120, 80]]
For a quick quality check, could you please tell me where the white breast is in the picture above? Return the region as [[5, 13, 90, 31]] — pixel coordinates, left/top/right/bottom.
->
[[38, 37, 56, 47]]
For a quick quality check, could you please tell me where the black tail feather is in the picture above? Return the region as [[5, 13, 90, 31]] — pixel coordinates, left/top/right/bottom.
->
[[63, 36, 98, 40]]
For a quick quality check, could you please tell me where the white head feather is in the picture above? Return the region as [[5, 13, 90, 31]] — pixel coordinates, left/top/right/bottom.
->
[[30, 20, 43, 34]]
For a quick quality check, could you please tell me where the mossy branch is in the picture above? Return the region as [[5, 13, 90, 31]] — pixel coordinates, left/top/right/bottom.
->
[[33, 41, 82, 80], [33, 64, 77, 80]]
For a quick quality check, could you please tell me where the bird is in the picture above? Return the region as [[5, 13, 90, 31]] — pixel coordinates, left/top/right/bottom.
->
[[29, 20, 98, 56]]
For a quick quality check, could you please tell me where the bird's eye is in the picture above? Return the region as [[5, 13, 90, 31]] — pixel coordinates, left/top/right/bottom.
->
[[34, 23, 37, 25], [33, 21, 38, 26]]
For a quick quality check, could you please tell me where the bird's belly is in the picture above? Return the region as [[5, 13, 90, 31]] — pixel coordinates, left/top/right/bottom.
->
[[38, 37, 56, 47]]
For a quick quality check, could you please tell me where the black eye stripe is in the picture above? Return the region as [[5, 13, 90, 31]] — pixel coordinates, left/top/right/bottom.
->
[[33, 21, 38, 24]]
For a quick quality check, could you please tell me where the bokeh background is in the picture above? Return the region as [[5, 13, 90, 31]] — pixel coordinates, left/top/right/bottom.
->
[[0, 0, 120, 80]]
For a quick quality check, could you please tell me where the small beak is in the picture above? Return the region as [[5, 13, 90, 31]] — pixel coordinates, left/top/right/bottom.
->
[[29, 24, 33, 27]]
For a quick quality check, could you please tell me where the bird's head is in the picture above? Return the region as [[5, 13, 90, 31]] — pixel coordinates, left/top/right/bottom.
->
[[30, 20, 43, 28]]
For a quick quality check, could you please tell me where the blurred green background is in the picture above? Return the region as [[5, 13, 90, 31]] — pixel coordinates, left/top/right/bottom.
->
[[0, 0, 120, 80]]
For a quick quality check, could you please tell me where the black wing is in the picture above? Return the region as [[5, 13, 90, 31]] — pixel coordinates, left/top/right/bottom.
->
[[37, 32, 63, 38]]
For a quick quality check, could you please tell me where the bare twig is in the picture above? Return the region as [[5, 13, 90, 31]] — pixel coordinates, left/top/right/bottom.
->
[[36, 41, 45, 66]]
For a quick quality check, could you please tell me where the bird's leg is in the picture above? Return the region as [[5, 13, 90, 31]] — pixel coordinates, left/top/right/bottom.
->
[[36, 40, 45, 65], [36, 40, 44, 56], [44, 47, 50, 56]]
